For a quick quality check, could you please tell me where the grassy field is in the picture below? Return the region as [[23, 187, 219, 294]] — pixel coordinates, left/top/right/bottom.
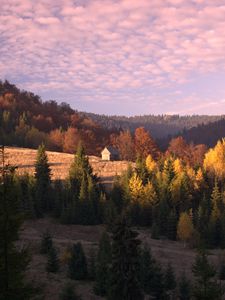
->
[[20, 218, 224, 300], [4, 146, 133, 188]]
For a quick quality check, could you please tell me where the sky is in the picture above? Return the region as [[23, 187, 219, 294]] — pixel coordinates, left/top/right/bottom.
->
[[1, 0, 225, 116]]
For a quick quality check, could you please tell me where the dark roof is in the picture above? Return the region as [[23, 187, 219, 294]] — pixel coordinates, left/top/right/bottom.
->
[[102, 146, 119, 155]]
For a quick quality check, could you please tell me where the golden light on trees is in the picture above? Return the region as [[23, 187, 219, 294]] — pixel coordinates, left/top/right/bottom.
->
[[204, 139, 225, 181], [177, 212, 194, 247]]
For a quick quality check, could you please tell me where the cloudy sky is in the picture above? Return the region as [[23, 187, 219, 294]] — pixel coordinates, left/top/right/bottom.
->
[[1, 0, 225, 115]]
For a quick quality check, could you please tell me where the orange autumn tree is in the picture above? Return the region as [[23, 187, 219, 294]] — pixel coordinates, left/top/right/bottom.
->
[[134, 127, 159, 160], [63, 127, 80, 153], [111, 130, 135, 161]]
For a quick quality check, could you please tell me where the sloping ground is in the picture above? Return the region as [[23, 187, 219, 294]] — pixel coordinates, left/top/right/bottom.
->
[[4, 147, 133, 187], [20, 218, 224, 300]]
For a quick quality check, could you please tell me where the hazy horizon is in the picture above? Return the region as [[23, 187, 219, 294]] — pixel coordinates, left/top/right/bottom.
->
[[1, 0, 225, 116]]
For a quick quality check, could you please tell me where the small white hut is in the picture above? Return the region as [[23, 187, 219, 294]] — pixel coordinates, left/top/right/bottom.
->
[[101, 146, 119, 161]]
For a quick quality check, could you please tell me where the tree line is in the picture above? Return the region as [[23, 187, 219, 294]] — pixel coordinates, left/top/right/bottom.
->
[[1, 80, 225, 157], [2, 138, 225, 298], [5, 135, 225, 250]]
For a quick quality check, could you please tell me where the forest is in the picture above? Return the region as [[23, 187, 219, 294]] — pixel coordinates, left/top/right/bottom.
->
[[1, 80, 225, 155], [1, 80, 225, 299], [83, 111, 225, 139], [1, 134, 225, 299]]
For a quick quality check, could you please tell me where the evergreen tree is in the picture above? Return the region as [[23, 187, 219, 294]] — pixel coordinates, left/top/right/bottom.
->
[[68, 243, 88, 280], [209, 181, 224, 247], [139, 246, 165, 299], [40, 231, 53, 254], [167, 211, 177, 240], [68, 143, 99, 225], [110, 180, 124, 214], [104, 199, 118, 231], [151, 222, 160, 240], [135, 155, 148, 184], [94, 231, 111, 296], [158, 198, 170, 236], [219, 260, 225, 281], [197, 195, 211, 247], [60, 282, 81, 300], [192, 249, 222, 300], [108, 217, 144, 300], [178, 272, 191, 300], [88, 248, 96, 281], [164, 262, 177, 296], [0, 146, 34, 300], [34, 144, 51, 216], [15, 174, 35, 217], [52, 179, 64, 218], [46, 245, 59, 273]]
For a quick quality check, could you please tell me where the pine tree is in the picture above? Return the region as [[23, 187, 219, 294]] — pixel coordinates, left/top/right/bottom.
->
[[158, 198, 170, 236], [88, 248, 96, 281], [135, 155, 148, 183], [178, 272, 191, 300], [94, 232, 111, 296], [46, 245, 59, 273], [151, 222, 160, 240], [104, 199, 118, 231], [192, 249, 222, 300], [68, 243, 88, 280], [164, 262, 177, 296], [108, 217, 144, 300], [210, 181, 224, 247], [60, 282, 81, 300], [40, 231, 53, 254], [219, 260, 225, 281], [139, 246, 165, 298], [110, 180, 124, 214], [197, 195, 211, 247], [68, 143, 99, 225], [167, 211, 177, 240], [0, 146, 34, 300], [34, 144, 51, 216], [52, 179, 64, 218]]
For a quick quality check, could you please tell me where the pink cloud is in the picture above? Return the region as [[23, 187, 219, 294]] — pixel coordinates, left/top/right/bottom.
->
[[1, 0, 225, 106]]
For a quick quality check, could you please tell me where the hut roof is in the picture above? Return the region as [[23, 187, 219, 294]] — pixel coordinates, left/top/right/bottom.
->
[[101, 146, 119, 155]]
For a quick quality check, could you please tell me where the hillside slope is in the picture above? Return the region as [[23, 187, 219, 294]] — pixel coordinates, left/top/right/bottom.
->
[[5, 147, 132, 188], [82, 111, 225, 139]]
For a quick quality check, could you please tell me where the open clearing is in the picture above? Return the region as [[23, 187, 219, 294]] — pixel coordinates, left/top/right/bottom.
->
[[4, 147, 133, 189], [20, 218, 225, 300]]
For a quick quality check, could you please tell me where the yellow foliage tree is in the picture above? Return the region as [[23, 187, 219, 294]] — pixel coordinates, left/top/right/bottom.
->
[[146, 154, 157, 174], [142, 181, 158, 206], [194, 168, 205, 191], [177, 212, 194, 247], [129, 173, 144, 203], [173, 158, 183, 174], [204, 139, 225, 181]]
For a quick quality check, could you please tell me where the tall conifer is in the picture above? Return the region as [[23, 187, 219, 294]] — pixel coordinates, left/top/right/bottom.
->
[[108, 217, 144, 300], [34, 144, 51, 216]]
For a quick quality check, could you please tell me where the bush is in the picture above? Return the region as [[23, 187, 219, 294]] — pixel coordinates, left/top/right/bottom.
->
[[60, 282, 81, 300]]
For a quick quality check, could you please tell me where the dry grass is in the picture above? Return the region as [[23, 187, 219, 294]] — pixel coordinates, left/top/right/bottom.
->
[[4, 147, 133, 187], [20, 218, 225, 300]]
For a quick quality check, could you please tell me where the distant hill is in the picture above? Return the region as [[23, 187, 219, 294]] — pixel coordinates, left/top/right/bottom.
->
[[1, 79, 225, 153], [82, 112, 225, 139], [0, 80, 116, 155], [181, 118, 225, 147]]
